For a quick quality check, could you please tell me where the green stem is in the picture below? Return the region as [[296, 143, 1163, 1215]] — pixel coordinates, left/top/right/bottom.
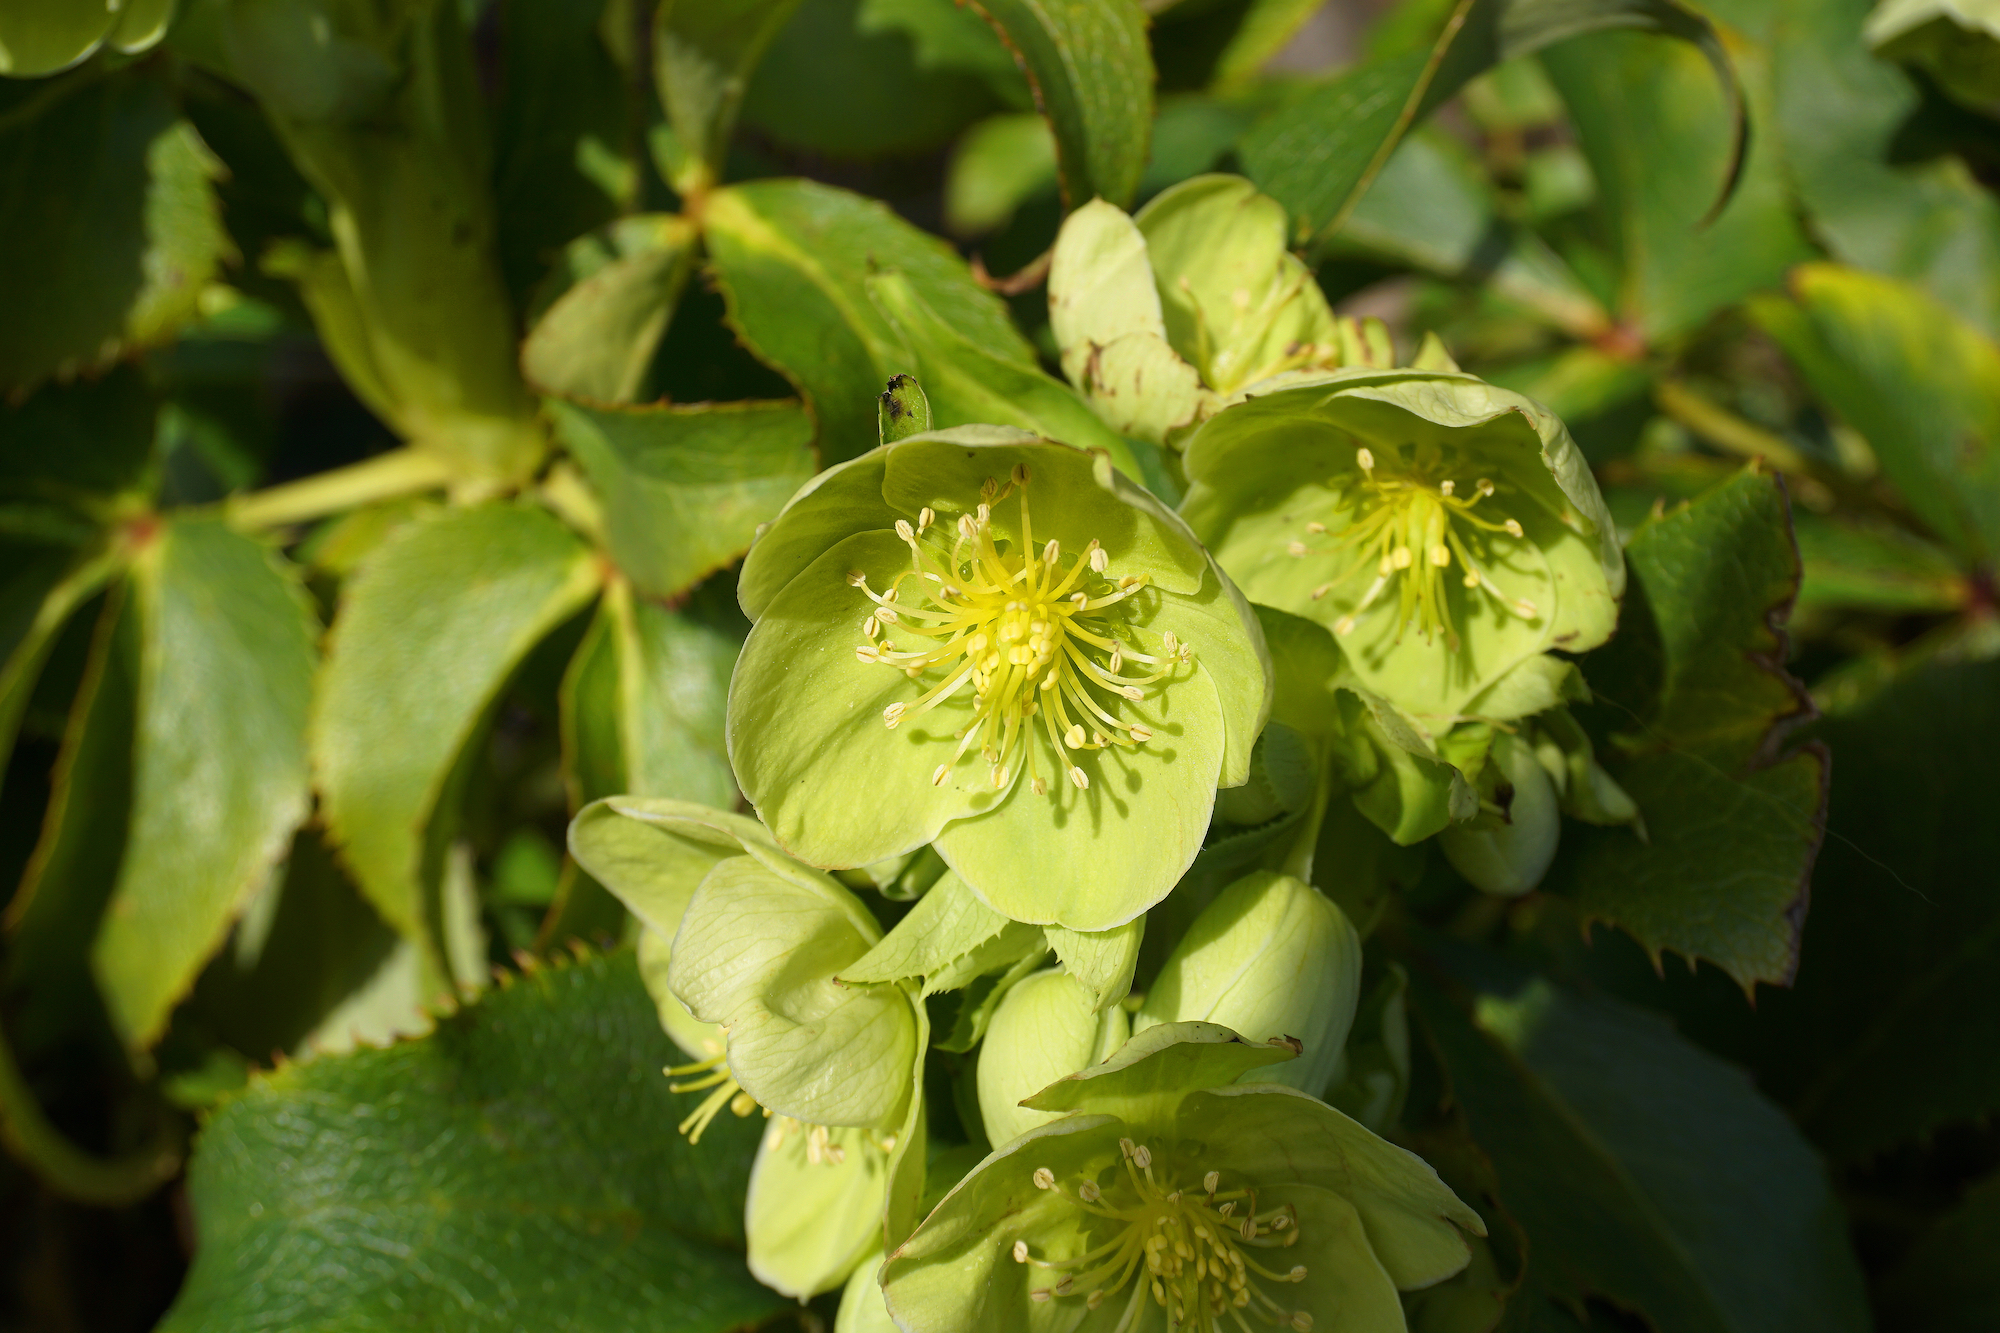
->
[[1281, 749, 1337, 883], [1654, 381, 1814, 476], [0, 1021, 181, 1206], [227, 447, 456, 530]]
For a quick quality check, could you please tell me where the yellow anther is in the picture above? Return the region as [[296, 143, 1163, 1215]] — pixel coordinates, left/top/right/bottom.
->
[[1129, 726, 1152, 743], [1356, 447, 1375, 471], [918, 506, 935, 531], [931, 764, 950, 786], [1440, 479, 1455, 496], [883, 702, 906, 727], [1504, 518, 1524, 538], [1287, 541, 1309, 557], [1069, 766, 1089, 790], [1430, 544, 1451, 567], [1204, 1171, 1220, 1194], [1305, 521, 1326, 534], [846, 569, 868, 587], [1033, 1167, 1056, 1190], [895, 519, 915, 542], [1014, 1240, 1030, 1262], [1391, 546, 1414, 570]]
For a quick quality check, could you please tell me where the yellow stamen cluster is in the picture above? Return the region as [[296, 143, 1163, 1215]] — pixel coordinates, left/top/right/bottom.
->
[[1290, 445, 1539, 651], [667, 1054, 764, 1143], [852, 464, 1191, 795], [1015, 1138, 1315, 1332]]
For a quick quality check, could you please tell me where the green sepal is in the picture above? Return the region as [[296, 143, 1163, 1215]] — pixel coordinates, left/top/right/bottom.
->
[[1045, 918, 1143, 1011], [878, 373, 932, 444], [1017, 1020, 1300, 1135]]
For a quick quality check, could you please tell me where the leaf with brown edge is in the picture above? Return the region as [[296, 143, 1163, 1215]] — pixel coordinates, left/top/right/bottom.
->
[[1557, 467, 1827, 991]]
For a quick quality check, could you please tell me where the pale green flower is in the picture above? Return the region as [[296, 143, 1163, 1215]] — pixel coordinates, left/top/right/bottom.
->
[[1049, 176, 1364, 446], [883, 1024, 1483, 1332], [566, 796, 927, 1298], [729, 426, 1270, 931], [1181, 370, 1624, 724], [1136, 872, 1362, 1096]]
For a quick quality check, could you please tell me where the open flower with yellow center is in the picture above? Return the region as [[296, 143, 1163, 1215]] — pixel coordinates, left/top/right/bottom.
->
[[881, 1024, 1484, 1333], [1180, 370, 1623, 724], [730, 426, 1270, 931], [567, 796, 928, 1299]]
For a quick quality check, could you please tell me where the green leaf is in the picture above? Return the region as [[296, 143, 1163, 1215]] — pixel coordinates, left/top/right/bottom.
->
[[1749, 263, 2000, 563], [1877, 1170, 2000, 1330], [1538, 30, 1813, 341], [4, 587, 134, 1061], [654, 0, 806, 192], [703, 178, 1036, 465], [1212, 0, 1331, 90], [90, 519, 318, 1052], [963, 0, 1154, 208], [1239, 0, 1743, 246], [942, 111, 1057, 236], [1791, 511, 1968, 617], [550, 397, 816, 599], [1561, 468, 1824, 990], [864, 269, 1142, 477], [0, 544, 121, 798], [492, 0, 636, 300], [523, 215, 699, 404], [159, 951, 787, 1333], [839, 869, 1017, 986], [0, 68, 232, 393], [314, 504, 601, 957], [1764, 0, 2000, 336], [1750, 658, 2000, 1161], [1408, 959, 1869, 1333]]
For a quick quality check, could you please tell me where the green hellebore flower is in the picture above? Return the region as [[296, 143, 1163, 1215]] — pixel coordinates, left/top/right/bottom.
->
[[1136, 872, 1362, 1096], [980, 968, 1132, 1147], [883, 1023, 1483, 1333], [568, 797, 930, 1298], [1437, 730, 1561, 898], [1049, 175, 1354, 447], [730, 425, 1272, 931], [1180, 370, 1624, 723]]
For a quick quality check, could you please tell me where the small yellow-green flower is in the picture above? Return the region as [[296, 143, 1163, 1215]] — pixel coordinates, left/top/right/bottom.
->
[[1181, 371, 1624, 723], [882, 1024, 1483, 1332], [1049, 174, 1393, 448], [729, 425, 1270, 931]]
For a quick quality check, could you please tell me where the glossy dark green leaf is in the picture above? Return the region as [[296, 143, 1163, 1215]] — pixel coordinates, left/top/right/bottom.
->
[[702, 178, 1035, 464], [1562, 469, 1824, 990], [0, 68, 232, 393], [654, 0, 806, 191], [1749, 659, 2000, 1161], [313, 504, 601, 959], [1750, 264, 2000, 563], [550, 398, 815, 599], [1240, 0, 1743, 246], [965, 0, 1154, 208], [523, 216, 699, 404], [1876, 1170, 2000, 1331], [159, 951, 785, 1333], [1410, 958, 1868, 1333], [90, 518, 318, 1052]]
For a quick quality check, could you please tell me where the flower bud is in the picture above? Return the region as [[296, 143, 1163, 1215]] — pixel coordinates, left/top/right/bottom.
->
[[977, 970, 1129, 1147], [1439, 730, 1561, 896], [1136, 871, 1362, 1095]]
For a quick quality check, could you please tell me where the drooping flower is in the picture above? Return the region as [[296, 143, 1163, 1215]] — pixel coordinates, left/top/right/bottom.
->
[[729, 424, 1270, 931], [882, 1023, 1484, 1332], [1180, 370, 1624, 725], [566, 796, 926, 1297]]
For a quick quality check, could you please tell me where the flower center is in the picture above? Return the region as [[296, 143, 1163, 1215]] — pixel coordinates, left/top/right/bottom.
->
[[1017, 1138, 1315, 1332], [1289, 445, 1539, 651], [852, 464, 1191, 795]]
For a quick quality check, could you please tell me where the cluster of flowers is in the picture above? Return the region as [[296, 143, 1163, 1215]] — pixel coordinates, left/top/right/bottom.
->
[[571, 175, 1633, 1332]]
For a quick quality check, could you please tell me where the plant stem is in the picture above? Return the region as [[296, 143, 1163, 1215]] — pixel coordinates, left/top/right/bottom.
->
[[0, 1021, 181, 1206], [227, 447, 456, 530], [1655, 381, 1814, 475], [1281, 748, 1337, 883]]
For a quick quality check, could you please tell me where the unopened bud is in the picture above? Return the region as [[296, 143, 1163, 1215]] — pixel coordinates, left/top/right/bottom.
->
[[978, 970, 1129, 1147]]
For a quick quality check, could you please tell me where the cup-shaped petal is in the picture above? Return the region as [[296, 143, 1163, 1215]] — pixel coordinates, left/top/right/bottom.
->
[[730, 427, 1271, 931], [747, 1120, 893, 1299], [1181, 369, 1623, 722], [1136, 871, 1363, 1094], [1440, 729, 1563, 896], [668, 854, 915, 1128]]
